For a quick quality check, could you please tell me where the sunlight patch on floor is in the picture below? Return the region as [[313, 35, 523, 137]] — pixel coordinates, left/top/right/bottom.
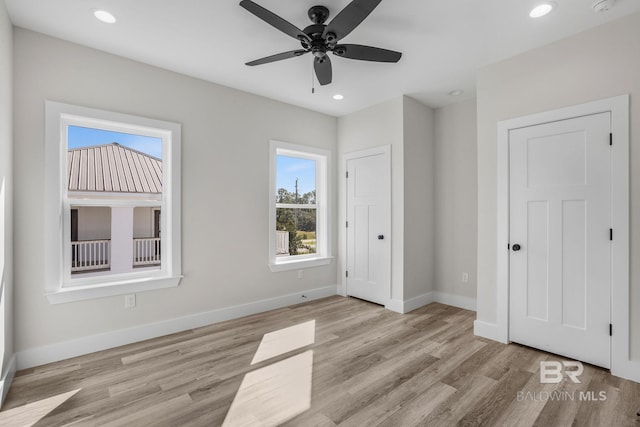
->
[[0, 388, 80, 427], [251, 319, 315, 365], [223, 350, 313, 427]]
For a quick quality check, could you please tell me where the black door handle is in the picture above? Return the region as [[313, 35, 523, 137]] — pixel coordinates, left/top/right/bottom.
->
[[512, 244, 521, 251], [378, 235, 384, 240]]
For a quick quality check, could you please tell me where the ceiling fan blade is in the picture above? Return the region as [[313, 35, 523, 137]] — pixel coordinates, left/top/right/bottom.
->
[[240, 0, 310, 42], [246, 50, 309, 66], [325, 0, 382, 41], [334, 44, 401, 62], [314, 57, 332, 86]]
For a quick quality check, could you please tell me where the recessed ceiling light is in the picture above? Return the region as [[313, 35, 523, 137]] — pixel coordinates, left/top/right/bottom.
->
[[529, 3, 555, 18], [333, 94, 344, 100], [448, 90, 464, 97], [94, 10, 116, 24]]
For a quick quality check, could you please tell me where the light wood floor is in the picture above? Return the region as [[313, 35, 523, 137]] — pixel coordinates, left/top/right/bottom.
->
[[2, 296, 640, 426]]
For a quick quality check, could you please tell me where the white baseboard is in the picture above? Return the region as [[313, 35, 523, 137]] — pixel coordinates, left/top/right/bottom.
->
[[385, 299, 407, 314], [17, 285, 338, 370], [402, 292, 435, 313], [0, 354, 17, 408], [612, 359, 640, 383], [432, 291, 476, 311], [473, 320, 508, 344], [386, 291, 476, 314]]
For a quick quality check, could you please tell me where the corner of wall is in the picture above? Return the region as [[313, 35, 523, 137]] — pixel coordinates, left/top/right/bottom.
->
[[0, 0, 14, 407], [433, 99, 478, 307], [0, 355, 16, 407], [401, 97, 437, 300]]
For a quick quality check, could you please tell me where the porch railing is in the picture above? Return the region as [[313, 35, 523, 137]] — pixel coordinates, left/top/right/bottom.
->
[[133, 237, 161, 266], [276, 230, 289, 255], [71, 240, 111, 272]]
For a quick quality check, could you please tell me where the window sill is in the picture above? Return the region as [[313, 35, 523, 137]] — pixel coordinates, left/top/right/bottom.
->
[[45, 275, 183, 304], [269, 257, 332, 272]]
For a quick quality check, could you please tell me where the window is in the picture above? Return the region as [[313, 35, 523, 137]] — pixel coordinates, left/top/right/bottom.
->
[[269, 141, 331, 271], [45, 101, 182, 303]]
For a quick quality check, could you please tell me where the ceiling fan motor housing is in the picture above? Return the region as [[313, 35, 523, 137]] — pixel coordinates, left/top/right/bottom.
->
[[308, 5, 330, 24]]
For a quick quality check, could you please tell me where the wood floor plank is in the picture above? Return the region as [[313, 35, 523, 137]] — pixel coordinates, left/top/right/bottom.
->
[[1, 295, 638, 426], [418, 374, 498, 427], [457, 368, 533, 426]]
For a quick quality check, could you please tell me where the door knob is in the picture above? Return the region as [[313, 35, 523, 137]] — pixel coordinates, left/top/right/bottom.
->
[[512, 244, 521, 251], [378, 235, 384, 240]]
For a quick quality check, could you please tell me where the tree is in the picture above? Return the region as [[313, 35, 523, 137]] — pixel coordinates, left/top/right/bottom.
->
[[276, 187, 316, 255]]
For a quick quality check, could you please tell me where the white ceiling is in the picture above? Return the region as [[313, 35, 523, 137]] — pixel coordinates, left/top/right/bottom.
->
[[6, 0, 640, 116]]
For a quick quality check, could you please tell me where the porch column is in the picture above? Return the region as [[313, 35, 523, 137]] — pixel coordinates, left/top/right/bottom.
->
[[110, 207, 134, 274]]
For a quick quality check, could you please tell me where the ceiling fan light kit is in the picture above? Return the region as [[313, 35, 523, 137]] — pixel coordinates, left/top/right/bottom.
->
[[239, 0, 402, 86]]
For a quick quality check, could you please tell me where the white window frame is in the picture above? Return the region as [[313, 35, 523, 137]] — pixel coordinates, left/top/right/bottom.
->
[[44, 101, 182, 304], [269, 141, 332, 272]]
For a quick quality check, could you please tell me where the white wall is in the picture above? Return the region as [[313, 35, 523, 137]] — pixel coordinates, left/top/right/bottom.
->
[[434, 99, 477, 301], [403, 97, 435, 300], [74, 206, 156, 239], [0, 0, 14, 402], [476, 13, 640, 357], [337, 96, 437, 308], [133, 207, 157, 239], [13, 28, 337, 355], [76, 206, 111, 241], [337, 97, 405, 301]]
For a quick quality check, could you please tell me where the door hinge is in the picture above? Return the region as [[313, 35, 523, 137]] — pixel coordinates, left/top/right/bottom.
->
[[346, 171, 349, 178], [346, 271, 349, 278], [610, 133, 613, 146], [346, 221, 349, 228], [610, 323, 613, 336], [610, 228, 613, 241], [508, 243, 510, 250]]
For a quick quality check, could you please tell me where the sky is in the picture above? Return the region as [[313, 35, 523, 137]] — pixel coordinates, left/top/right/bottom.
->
[[68, 125, 163, 159], [68, 126, 314, 193], [276, 155, 315, 195]]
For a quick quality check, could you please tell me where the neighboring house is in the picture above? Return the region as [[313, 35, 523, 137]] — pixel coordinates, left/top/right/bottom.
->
[[68, 142, 162, 273]]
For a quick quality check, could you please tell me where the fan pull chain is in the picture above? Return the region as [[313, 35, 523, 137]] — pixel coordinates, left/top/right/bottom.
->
[[311, 60, 315, 94]]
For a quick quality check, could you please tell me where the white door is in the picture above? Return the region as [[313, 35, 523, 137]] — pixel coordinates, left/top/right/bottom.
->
[[509, 112, 611, 368], [346, 150, 390, 305]]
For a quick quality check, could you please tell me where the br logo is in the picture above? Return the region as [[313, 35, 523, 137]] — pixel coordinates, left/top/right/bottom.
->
[[540, 361, 584, 384]]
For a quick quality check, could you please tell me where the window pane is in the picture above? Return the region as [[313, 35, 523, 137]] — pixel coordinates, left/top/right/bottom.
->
[[133, 207, 161, 268], [276, 208, 317, 257], [276, 155, 316, 205], [67, 126, 163, 195], [70, 206, 111, 274], [68, 125, 162, 158], [67, 126, 163, 277]]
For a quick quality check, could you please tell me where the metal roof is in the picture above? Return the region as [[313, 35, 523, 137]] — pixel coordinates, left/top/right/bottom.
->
[[68, 143, 162, 194]]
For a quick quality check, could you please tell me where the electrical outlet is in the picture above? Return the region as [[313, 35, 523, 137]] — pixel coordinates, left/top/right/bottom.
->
[[462, 272, 469, 283], [298, 270, 304, 279], [125, 294, 136, 309]]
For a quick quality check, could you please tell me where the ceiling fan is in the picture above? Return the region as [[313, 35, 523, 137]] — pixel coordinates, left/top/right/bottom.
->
[[239, 0, 402, 86]]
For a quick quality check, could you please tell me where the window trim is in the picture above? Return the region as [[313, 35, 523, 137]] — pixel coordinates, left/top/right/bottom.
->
[[269, 140, 332, 272], [44, 101, 182, 304]]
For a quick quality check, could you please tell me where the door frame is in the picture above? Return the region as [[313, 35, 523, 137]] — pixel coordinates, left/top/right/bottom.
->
[[496, 95, 630, 378], [342, 145, 392, 307]]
